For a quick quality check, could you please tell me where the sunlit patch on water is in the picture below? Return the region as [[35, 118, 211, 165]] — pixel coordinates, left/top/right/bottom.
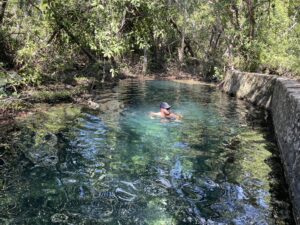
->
[[0, 80, 294, 224]]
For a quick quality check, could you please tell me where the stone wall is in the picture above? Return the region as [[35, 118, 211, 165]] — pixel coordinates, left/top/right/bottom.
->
[[222, 70, 300, 224], [271, 78, 300, 224], [222, 70, 277, 109]]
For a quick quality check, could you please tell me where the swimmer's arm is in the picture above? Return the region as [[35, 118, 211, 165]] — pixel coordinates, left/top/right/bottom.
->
[[161, 108, 170, 115], [166, 113, 183, 120], [149, 112, 160, 118]]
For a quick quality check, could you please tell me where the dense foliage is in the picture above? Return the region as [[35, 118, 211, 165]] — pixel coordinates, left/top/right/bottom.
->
[[0, 0, 299, 85]]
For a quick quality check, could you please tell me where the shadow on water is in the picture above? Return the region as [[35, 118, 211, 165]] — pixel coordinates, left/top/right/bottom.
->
[[215, 102, 295, 225], [259, 114, 294, 225], [0, 80, 295, 224]]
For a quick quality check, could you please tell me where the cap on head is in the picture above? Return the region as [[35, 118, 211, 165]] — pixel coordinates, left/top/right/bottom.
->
[[160, 102, 171, 109]]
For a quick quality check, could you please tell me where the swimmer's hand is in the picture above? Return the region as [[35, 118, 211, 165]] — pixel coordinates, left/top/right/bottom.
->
[[149, 112, 154, 119], [166, 113, 183, 121], [174, 114, 183, 121], [177, 114, 183, 120]]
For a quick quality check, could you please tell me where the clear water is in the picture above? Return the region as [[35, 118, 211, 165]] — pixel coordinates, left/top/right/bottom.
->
[[0, 80, 294, 224]]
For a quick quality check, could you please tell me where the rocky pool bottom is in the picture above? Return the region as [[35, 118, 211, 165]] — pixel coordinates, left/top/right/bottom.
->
[[0, 80, 295, 224]]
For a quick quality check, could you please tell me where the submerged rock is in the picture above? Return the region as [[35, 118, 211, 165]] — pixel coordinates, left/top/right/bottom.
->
[[14, 105, 82, 167], [51, 213, 69, 223], [87, 99, 100, 109], [115, 187, 137, 202], [17, 132, 59, 167], [156, 177, 172, 189]]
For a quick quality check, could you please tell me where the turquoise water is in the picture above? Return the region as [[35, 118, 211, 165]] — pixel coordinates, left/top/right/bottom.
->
[[0, 80, 294, 224]]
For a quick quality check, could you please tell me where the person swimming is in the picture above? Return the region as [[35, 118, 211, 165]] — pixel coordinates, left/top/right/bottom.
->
[[149, 102, 182, 120]]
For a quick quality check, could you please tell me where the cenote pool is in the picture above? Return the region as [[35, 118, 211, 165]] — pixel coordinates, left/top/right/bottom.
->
[[0, 80, 294, 224]]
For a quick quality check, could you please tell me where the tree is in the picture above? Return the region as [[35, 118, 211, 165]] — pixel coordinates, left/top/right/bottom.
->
[[0, 0, 299, 85]]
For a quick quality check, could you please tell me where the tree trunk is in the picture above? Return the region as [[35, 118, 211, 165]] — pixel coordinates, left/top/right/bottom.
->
[[178, 33, 185, 64], [229, 2, 240, 30], [246, 0, 256, 39], [142, 48, 148, 75], [169, 19, 194, 58], [0, 0, 8, 25]]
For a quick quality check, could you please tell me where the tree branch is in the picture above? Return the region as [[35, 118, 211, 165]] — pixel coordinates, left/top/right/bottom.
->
[[47, 28, 60, 44], [48, 6, 98, 63]]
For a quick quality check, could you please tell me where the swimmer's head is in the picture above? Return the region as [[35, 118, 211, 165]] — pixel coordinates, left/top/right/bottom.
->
[[160, 102, 171, 110]]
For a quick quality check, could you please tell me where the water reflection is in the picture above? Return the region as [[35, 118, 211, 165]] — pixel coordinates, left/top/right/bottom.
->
[[0, 80, 294, 224]]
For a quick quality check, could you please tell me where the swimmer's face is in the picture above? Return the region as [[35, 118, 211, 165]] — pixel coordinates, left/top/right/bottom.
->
[[161, 108, 170, 115]]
